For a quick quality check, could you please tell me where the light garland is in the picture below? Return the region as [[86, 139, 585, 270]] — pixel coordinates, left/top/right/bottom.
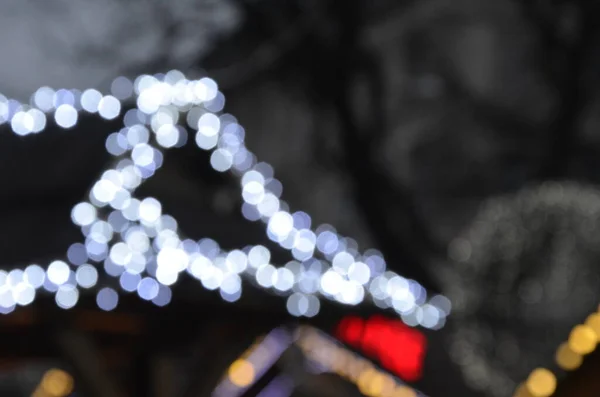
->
[[514, 306, 600, 397], [0, 70, 449, 329]]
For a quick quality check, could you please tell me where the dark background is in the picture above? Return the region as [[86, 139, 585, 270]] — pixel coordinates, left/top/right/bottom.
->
[[2, 0, 600, 396]]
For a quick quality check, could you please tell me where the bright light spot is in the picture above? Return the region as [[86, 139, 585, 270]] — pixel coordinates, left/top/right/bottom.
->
[[33, 86, 55, 111], [29, 108, 47, 133], [47, 261, 70, 285], [14, 283, 35, 306], [242, 181, 265, 205], [248, 246, 270, 268], [321, 270, 343, 295], [98, 95, 121, 120], [332, 251, 354, 275], [11, 111, 34, 135], [24, 265, 45, 289], [139, 197, 162, 223], [256, 264, 276, 287], [71, 202, 97, 226], [268, 211, 294, 240], [273, 268, 295, 291], [287, 292, 310, 317], [54, 104, 78, 128], [56, 285, 79, 309], [210, 149, 233, 172], [156, 124, 179, 148], [110, 242, 132, 266], [228, 359, 255, 387], [81, 89, 103, 113], [76, 264, 98, 288], [348, 262, 371, 285]]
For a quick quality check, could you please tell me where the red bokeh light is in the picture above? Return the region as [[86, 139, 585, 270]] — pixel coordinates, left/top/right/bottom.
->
[[334, 315, 427, 381]]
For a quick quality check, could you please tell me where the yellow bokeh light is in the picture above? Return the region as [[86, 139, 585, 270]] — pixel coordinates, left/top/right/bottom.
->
[[526, 368, 556, 397], [40, 369, 74, 397], [227, 359, 255, 387], [358, 369, 383, 396], [378, 373, 396, 396], [357, 370, 395, 397], [568, 324, 597, 355], [393, 385, 418, 397], [513, 383, 533, 397], [585, 313, 600, 340], [555, 342, 583, 370]]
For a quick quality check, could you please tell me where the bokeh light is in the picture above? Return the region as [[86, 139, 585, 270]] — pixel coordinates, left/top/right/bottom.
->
[[555, 342, 583, 371], [38, 368, 74, 397], [228, 359, 255, 387], [0, 71, 449, 330], [568, 324, 597, 355], [525, 368, 556, 397]]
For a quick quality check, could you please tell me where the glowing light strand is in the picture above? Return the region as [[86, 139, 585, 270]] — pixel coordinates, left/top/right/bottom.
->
[[0, 71, 449, 329], [514, 306, 600, 397]]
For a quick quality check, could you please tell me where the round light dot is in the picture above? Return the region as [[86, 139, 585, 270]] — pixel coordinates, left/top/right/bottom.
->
[[228, 359, 255, 387], [286, 292, 309, 317], [119, 271, 141, 292], [138, 277, 160, 300], [24, 265, 45, 289], [139, 197, 162, 223], [75, 264, 98, 289], [41, 369, 74, 397], [81, 89, 103, 112], [525, 368, 556, 397], [210, 148, 233, 172], [358, 369, 385, 396], [585, 313, 600, 339], [98, 95, 121, 120], [55, 285, 79, 309], [54, 104, 78, 128], [568, 324, 597, 355], [47, 261, 70, 285], [14, 283, 35, 306], [156, 124, 179, 148], [97, 287, 119, 311], [555, 342, 583, 371], [71, 202, 97, 226], [33, 87, 55, 111]]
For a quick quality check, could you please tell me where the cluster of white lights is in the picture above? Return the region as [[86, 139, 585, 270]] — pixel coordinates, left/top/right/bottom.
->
[[0, 70, 449, 328]]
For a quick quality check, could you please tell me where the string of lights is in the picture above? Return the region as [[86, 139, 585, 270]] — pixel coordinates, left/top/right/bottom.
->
[[0, 71, 449, 329], [513, 306, 600, 397]]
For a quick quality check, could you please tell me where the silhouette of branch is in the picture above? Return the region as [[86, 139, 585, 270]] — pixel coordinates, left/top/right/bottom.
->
[[517, 0, 598, 179], [302, 0, 442, 291]]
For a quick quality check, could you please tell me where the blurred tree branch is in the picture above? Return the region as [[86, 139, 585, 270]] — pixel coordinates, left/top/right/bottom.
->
[[291, 0, 443, 291], [518, 0, 599, 179]]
